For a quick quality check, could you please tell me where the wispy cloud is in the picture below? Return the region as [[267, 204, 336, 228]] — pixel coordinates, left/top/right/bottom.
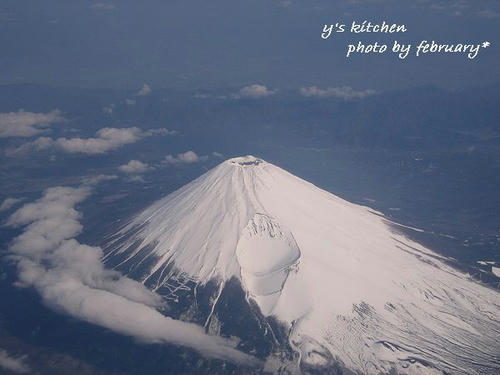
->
[[81, 174, 118, 186], [6, 186, 259, 366], [6, 127, 175, 156], [125, 175, 146, 183], [144, 128, 176, 136], [0, 349, 30, 374], [476, 9, 500, 18], [102, 105, 114, 114], [300, 86, 375, 100], [90, 3, 115, 11], [0, 110, 64, 138], [137, 83, 152, 96], [277, 0, 292, 8], [119, 160, 151, 174], [6, 137, 55, 156], [423, 0, 469, 16], [0, 8, 18, 23], [0, 197, 24, 212], [195, 85, 274, 100], [164, 151, 206, 165]]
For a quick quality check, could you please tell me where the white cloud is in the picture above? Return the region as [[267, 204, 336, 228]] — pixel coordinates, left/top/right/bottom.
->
[[300, 86, 375, 100], [0, 197, 23, 212], [55, 127, 144, 154], [212, 151, 224, 158], [197, 85, 274, 100], [0, 350, 30, 374], [164, 151, 206, 165], [236, 84, 274, 99], [0, 110, 64, 138], [6, 186, 258, 366], [90, 3, 115, 10], [6, 127, 175, 156], [125, 98, 136, 106], [138, 84, 152, 96], [119, 160, 150, 174]]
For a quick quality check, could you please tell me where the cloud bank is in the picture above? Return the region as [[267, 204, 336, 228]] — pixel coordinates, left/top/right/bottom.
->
[[6, 186, 257, 366], [0, 349, 30, 374], [7, 127, 175, 156], [300, 86, 375, 99], [0, 110, 64, 138]]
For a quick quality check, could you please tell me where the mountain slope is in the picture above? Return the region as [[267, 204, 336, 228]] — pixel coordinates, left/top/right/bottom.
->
[[106, 156, 500, 375]]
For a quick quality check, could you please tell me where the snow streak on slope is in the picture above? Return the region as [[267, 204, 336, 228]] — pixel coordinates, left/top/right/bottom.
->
[[107, 156, 500, 375]]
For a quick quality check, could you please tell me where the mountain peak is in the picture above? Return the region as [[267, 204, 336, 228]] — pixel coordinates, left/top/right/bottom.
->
[[106, 159, 500, 375], [226, 155, 264, 167]]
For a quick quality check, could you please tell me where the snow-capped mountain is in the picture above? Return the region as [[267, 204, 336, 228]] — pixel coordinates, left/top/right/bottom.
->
[[105, 156, 500, 375]]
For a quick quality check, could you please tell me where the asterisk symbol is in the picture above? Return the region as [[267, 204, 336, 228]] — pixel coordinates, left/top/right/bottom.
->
[[482, 41, 491, 48]]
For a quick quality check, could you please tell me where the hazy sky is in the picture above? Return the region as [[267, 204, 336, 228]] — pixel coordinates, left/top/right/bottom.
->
[[0, 0, 499, 91]]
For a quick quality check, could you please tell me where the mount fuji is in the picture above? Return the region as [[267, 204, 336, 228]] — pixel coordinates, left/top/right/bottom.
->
[[105, 156, 500, 375]]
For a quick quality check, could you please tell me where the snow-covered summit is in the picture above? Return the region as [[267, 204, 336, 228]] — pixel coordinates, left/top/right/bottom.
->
[[107, 156, 500, 375]]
